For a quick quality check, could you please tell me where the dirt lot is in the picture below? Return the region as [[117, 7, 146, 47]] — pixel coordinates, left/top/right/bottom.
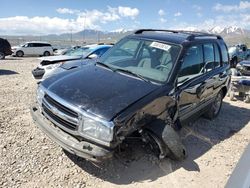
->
[[0, 57, 249, 188]]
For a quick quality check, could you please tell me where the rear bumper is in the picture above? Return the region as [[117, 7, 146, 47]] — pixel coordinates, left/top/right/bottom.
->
[[30, 104, 113, 162], [32, 67, 45, 79]]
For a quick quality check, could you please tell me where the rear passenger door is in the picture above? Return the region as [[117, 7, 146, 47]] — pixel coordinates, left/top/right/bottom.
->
[[32, 43, 41, 55], [202, 43, 222, 100], [177, 44, 215, 122]]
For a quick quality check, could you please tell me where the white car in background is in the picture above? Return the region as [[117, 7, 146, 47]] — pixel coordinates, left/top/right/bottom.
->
[[32, 44, 112, 81], [11, 41, 53, 57]]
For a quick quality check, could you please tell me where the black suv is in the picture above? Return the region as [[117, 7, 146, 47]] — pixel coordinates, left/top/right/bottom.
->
[[0, 38, 12, 59], [31, 29, 230, 162]]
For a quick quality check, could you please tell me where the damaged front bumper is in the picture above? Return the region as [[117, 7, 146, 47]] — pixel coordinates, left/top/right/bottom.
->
[[30, 104, 113, 162]]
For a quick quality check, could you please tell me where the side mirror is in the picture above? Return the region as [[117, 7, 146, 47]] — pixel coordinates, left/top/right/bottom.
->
[[204, 61, 214, 72], [88, 54, 98, 59]]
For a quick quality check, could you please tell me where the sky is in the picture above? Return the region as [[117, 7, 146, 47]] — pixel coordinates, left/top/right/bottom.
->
[[0, 0, 250, 35]]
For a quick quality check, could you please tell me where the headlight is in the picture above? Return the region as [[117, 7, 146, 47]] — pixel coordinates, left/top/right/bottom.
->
[[46, 63, 61, 70], [79, 116, 113, 142], [37, 85, 45, 106]]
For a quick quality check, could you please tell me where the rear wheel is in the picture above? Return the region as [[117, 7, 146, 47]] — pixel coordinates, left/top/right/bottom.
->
[[43, 51, 50, 56], [16, 51, 24, 57], [0, 52, 5, 59], [204, 90, 223, 119]]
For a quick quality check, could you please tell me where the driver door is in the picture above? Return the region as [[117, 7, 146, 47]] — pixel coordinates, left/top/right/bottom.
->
[[176, 44, 211, 122], [24, 43, 34, 55]]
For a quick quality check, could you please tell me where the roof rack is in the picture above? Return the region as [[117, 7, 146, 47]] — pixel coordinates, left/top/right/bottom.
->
[[134, 29, 222, 41], [134, 29, 179, 34]]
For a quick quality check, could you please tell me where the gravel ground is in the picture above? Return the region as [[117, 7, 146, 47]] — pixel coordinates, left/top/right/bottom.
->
[[0, 57, 249, 188]]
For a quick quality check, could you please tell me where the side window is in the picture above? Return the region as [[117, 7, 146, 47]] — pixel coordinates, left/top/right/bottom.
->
[[178, 45, 204, 80], [204, 44, 214, 72], [44, 44, 51, 47], [214, 44, 221, 68], [27, 43, 34, 47], [92, 47, 109, 57], [33, 43, 40, 47], [219, 42, 229, 65]]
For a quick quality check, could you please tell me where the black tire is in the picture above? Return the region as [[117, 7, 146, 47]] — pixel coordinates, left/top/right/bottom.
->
[[0, 52, 5, 60], [16, 50, 24, 57], [144, 130, 167, 159], [43, 51, 50, 56], [232, 57, 237, 68], [204, 90, 223, 119], [161, 124, 187, 160]]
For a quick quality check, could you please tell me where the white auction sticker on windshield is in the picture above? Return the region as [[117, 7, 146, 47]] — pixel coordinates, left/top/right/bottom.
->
[[150, 42, 171, 51]]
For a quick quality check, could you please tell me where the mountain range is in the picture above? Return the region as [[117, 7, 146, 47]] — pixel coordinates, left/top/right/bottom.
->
[[4, 26, 250, 47], [47, 26, 250, 43]]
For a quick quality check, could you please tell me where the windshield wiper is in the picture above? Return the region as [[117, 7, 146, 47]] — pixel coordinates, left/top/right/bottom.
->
[[114, 68, 151, 83], [95, 61, 115, 71]]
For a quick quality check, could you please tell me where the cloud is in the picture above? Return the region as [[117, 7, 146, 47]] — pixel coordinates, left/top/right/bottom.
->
[[158, 9, 165, 16], [192, 5, 202, 11], [117, 6, 139, 18], [171, 13, 250, 31], [0, 6, 140, 35], [56, 8, 79, 14], [197, 13, 202, 18], [213, 1, 250, 12], [160, 18, 167, 23], [174, 12, 182, 17], [0, 16, 78, 35]]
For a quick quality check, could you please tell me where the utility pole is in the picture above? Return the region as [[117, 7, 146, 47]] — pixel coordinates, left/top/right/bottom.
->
[[82, 16, 86, 45], [70, 29, 73, 44], [97, 30, 100, 44]]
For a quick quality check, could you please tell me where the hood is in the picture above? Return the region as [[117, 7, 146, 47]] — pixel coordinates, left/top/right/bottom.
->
[[239, 60, 250, 67], [42, 65, 159, 121], [39, 55, 82, 65], [11, 46, 20, 49], [60, 59, 94, 70]]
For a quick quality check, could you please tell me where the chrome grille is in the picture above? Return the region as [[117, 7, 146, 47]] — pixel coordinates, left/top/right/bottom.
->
[[42, 94, 79, 130]]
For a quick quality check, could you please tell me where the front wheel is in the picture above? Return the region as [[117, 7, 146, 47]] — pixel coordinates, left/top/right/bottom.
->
[[16, 51, 24, 57], [43, 51, 50, 56], [204, 90, 223, 119]]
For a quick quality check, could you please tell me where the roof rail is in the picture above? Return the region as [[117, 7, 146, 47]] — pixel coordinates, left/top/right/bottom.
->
[[134, 29, 222, 41], [134, 29, 179, 34], [187, 34, 222, 40]]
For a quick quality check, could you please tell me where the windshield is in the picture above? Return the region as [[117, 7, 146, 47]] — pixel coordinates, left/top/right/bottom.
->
[[64, 47, 92, 56], [99, 38, 181, 83]]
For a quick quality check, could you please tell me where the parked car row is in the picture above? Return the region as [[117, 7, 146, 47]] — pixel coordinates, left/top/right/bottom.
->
[[30, 29, 231, 163], [32, 44, 112, 81], [11, 41, 54, 57], [228, 44, 250, 67]]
